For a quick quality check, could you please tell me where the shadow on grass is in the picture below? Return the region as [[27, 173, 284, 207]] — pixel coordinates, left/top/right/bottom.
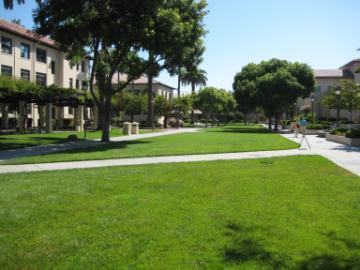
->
[[223, 223, 360, 269], [41, 139, 151, 156], [0, 136, 71, 151]]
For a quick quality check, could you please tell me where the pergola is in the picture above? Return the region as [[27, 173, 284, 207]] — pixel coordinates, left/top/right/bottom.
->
[[0, 75, 94, 133]]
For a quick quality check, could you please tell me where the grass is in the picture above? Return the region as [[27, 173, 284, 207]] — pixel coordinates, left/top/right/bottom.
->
[[0, 155, 359, 269], [0, 127, 156, 151], [2, 124, 298, 165]]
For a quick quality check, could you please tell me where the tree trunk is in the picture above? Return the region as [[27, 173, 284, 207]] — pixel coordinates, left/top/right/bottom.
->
[[244, 113, 247, 125], [147, 75, 154, 129], [100, 93, 112, 142], [274, 114, 279, 131], [163, 116, 168, 128], [268, 117, 272, 130], [1, 103, 9, 129], [177, 69, 181, 97], [191, 81, 195, 125], [131, 112, 134, 123]]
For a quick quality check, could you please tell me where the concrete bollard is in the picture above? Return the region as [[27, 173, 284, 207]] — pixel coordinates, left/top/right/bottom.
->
[[131, 122, 139, 135], [123, 122, 131, 135]]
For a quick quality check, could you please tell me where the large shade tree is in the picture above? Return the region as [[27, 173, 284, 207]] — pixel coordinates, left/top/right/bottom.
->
[[233, 59, 314, 130], [141, 0, 208, 128], [34, 0, 171, 142]]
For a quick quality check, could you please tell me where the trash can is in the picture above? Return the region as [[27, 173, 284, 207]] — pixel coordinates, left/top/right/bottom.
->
[[123, 122, 131, 135], [131, 122, 139, 135]]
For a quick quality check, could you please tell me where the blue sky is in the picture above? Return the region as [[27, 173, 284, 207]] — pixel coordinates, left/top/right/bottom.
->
[[1, 0, 360, 92]]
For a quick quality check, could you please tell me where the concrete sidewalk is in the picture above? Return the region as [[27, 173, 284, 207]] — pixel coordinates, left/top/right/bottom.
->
[[0, 149, 311, 174], [281, 133, 360, 176], [0, 128, 198, 161]]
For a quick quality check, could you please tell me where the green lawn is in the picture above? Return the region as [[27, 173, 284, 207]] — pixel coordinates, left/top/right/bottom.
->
[[0, 127, 156, 151], [2, 125, 298, 165], [0, 155, 359, 269]]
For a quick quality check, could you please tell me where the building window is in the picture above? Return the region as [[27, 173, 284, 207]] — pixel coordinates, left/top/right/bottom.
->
[[1, 36, 12, 54], [76, 79, 79, 89], [36, 48, 47, 63], [51, 60, 56, 74], [36, 72, 47, 86], [68, 107, 74, 115], [20, 43, 30, 59], [69, 78, 73, 88], [81, 61, 85, 72], [76, 63, 79, 71], [1, 65, 12, 76], [21, 69, 30, 81]]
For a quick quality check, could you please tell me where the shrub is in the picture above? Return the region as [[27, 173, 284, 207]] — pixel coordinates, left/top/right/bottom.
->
[[67, 134, 78, 141], [307, 123, 329, 130], [330, 128, 348, 136], [345, 129, 360, 138]]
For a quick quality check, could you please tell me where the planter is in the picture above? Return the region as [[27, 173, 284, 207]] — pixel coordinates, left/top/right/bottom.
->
[[326, 134, 360, 147], [304, 129, 322, 135]]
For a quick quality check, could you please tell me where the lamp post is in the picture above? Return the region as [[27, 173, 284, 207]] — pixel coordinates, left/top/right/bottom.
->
[[335, 88, 341, 127], [311, 96, 315, 122]]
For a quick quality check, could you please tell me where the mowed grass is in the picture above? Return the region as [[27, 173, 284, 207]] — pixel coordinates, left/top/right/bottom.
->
[[2, 125, 298, 165], [0, 155, 359, 269], [0, 127, 156, 151]]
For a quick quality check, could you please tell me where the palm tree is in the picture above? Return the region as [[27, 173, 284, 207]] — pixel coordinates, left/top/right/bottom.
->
[[3, 0, 24, 9], [181, 68, 207, 94], [181, 67, 207, 124]]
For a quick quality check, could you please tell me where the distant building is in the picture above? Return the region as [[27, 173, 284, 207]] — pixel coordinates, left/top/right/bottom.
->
[[112, 73, 175, 125], [299, 59, 360, 122]]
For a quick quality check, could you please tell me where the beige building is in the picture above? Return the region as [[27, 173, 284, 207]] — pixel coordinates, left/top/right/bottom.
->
[[0, 19, 90, 130], [112, 73, 175, 125], [299, 59, 360, 122]]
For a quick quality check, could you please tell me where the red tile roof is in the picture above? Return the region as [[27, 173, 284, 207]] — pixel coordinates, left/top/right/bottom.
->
[[339, 58, 360, 70], [112, 73, 175, 89], [0, 19, 57, 48], [314, 69, 354, 79]]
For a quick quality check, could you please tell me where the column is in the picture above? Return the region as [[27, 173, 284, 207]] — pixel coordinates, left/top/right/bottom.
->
[[1, 103, 9, 129], [58, 106, 64, 128], [75, 105, 84, 132], [18, 101, 26, 133], [38, 105, 45, 132], [45, 102, 53, 133]]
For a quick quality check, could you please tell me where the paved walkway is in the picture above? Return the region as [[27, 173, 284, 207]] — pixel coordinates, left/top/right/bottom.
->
[[0, 128, 198, 161], [280, 133, 360, 176], [0, 127, 359, 176], [0, 149, 310, 174]]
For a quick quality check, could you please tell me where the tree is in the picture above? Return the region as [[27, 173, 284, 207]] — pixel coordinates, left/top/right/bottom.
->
[[3, 0, 24, 9], [141, 0, 208, 128], [118, 92, 147, 123], [34, 0, 161, 142], [323, 80, 360, 121], [154, 95, 172, 128], [195, 87, 233, 127], [10, 18, 22, 25], [233, 63, 261, 124], [233, 59, 314, 130], [172, 95, 192, 128]]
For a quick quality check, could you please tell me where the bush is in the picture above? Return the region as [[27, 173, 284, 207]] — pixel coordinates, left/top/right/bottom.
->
[[307, 123, 329, 130], [67, 134, 78, 141], [345, 129, 360, 138], [330, 128, 348, 136]]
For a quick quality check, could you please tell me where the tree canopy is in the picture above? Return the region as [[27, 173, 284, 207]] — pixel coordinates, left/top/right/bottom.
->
[[34, 0, 207, 141], [233, 59, 314, 129], [195, 87, 236, 126]]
